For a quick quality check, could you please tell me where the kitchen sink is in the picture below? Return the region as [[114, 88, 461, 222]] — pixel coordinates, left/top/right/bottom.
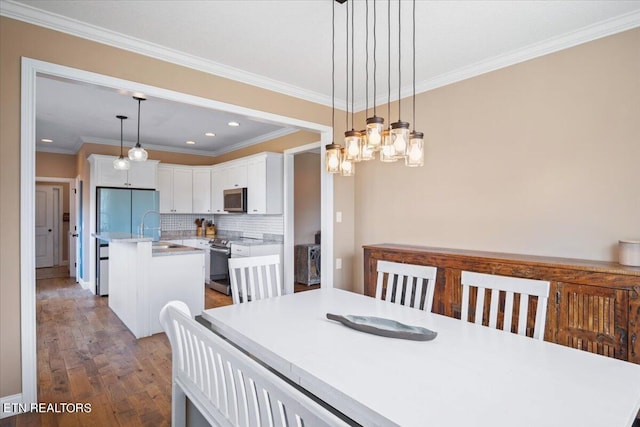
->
[[152, 242, 182, 249]]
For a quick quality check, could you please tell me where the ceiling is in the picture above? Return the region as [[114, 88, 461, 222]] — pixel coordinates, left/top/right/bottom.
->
[[3, 0, 640, 156]]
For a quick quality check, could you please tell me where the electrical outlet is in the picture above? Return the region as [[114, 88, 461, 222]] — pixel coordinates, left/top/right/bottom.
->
[[336, 258, 342, 269], [336, 211, 342, 223]]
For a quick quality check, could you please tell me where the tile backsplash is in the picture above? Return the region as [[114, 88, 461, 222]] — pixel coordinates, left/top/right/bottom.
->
[[161, 213, 283, 240], [161, 214, 215, 231], [215, 214, 283, 239]]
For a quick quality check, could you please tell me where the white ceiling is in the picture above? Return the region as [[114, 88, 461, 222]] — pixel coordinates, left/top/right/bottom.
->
[[3, 0, 639, 155]]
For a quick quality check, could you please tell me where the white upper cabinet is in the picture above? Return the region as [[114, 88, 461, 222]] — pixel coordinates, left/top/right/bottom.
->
[[158, 164, 193, 213], [226, 162, 247, 189], [211, 165, 227, 214], [89, 154, 158, 189], [246, 153, 283, 215], [192, 167, 213, 214]]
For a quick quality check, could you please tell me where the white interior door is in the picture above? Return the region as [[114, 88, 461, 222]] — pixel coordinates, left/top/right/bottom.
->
[[35, 185, 54, 268]]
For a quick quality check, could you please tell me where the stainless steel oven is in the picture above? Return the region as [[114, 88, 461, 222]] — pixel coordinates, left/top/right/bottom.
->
[[223, 188, 247, 212], [208, 238, 232, 295]]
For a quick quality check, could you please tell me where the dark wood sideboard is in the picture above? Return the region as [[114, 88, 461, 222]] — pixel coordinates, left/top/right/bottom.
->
[[363, 244, 640, 364]]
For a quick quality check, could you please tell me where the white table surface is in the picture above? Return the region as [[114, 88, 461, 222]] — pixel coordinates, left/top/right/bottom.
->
[[202, 288, 640, 427]]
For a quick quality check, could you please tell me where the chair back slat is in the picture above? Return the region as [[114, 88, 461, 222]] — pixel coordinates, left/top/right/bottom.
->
[[160, 301, 350, 427], [475, 287, 485, 325], [229, 255, 282, 304], [503, 291, 515, 333], [375, 261, 438, 312], [460, 271, 550, 340]]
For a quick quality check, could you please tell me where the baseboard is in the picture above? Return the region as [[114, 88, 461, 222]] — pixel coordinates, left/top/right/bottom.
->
[[79, 278, 90, 290], [60, 260, 69, 266], [0, 393, 25, 419]]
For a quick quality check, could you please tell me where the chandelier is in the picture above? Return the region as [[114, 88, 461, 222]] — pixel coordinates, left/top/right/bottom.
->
[[326, 0, 424, 175]]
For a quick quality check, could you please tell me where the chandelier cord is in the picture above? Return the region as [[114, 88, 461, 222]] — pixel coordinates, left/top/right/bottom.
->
[[332, 0, 335, 135], [345, 0, 349, 132], [351, 0, 355, 131], [365, 0, 369, 120], [398, 0, 401, 122], [373, 0, 377, 117], [412, 0, 416, 130], [387, 0, 391, 126]]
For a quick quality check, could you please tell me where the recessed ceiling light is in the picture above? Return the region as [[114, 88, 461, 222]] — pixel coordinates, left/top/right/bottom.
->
[[228, 121, 240, 127], [205, 132, 216, 137], [186, 140, 196, 145], [41, 138, 53, 143]]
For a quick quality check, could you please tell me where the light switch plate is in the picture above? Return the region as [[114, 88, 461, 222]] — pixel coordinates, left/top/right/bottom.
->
[[336, 258, 342, 269], [336, 211, 342, 223]]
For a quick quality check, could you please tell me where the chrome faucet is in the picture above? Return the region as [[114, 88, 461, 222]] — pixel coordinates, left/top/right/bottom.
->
[[140, 210, 161, 238]]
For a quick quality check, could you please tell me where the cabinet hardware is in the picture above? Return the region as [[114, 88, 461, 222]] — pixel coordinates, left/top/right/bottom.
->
[[556, 290, 561, 305], [632, 333, 637, 357]]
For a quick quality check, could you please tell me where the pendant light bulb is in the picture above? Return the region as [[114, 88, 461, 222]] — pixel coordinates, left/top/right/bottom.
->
[[325, 143, 342, 174], [113, 115, 130, 170], [406, 131, 424, 167], [128, 96, 148, 162]]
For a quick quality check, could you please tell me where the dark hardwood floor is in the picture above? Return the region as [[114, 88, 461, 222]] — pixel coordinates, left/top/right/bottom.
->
[[1, 268, 319, 426]]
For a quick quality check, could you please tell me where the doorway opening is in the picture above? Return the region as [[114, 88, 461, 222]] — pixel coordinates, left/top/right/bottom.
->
[[21, 58, 334, 407]]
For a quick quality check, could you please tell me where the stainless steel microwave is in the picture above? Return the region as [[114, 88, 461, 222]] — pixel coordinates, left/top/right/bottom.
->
[[223, 188, 247, 212]]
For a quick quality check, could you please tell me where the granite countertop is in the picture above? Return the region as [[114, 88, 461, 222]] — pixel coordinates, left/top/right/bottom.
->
[[229, 238, 283, 247], [152, 241, 204, 257], [92, 232, 153, 243]]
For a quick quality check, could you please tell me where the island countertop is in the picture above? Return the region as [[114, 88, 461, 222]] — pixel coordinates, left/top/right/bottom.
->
[[92, 232, 153, 243]]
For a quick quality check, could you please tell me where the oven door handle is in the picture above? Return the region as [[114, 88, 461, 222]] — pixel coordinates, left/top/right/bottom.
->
[[210, 247, 231, 255]]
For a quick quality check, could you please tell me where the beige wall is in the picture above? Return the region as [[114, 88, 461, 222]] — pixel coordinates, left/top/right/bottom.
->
[[352, 27, 640, 293], [294, 152, 321, 245], [36, 152, 77, 178], [0, 17, 351, 398]]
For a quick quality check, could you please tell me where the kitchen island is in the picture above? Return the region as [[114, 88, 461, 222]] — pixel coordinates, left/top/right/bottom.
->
[[93, 233, 205, 338]]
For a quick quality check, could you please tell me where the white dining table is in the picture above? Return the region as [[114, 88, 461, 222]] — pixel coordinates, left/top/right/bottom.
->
[[201, 288, 640, 427]]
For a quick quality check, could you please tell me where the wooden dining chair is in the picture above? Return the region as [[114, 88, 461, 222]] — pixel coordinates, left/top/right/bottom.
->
[[228, 254, 282, 304], [159, 301, 351, 427], [374, 260, 438, 312], [460, 271, 550, 340]]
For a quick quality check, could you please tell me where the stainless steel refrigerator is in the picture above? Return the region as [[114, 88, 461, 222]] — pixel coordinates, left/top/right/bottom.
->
[[96, 187, 160, 296]]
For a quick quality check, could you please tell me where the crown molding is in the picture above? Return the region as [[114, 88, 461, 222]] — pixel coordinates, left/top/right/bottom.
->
[[35, 145, 76, 155], [360, 9, 640, 112], [3, 0, 638, 114], [0, 0, 334, 107], [212, 127, 299, 156], [76, 128, 297, 157]]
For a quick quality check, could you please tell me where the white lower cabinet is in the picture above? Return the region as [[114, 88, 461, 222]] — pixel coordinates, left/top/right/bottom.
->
[[180, 239, 211, 284]]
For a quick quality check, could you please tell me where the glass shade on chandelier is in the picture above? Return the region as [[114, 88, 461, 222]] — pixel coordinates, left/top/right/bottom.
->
[[390, 121, 410, 159], [340, 149, 355, 176], [366, 116, 384, 151], [379, 129, 397, 162], [344, 130, 363, 162], [359, 131, 375, 161], [406, 131, 424, 167], [325, 143, 342, 174]]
